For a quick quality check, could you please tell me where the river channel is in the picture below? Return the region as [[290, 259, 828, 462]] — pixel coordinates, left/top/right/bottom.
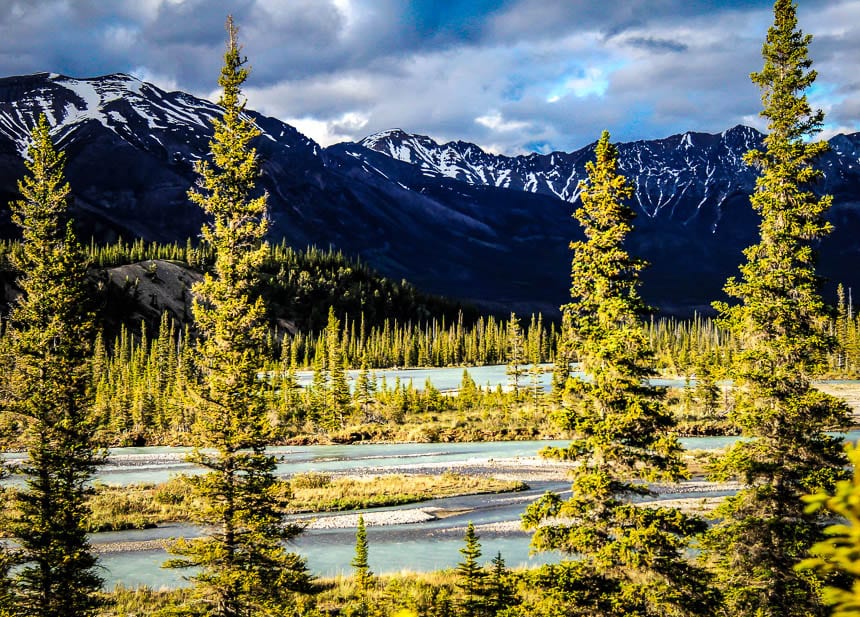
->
[[86, 429, 860, 589], [6, 363, 859, 589], [293, 363, 690, 392]]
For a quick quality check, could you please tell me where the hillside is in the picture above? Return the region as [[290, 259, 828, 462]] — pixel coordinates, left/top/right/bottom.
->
[[0, 73, 858, 315]]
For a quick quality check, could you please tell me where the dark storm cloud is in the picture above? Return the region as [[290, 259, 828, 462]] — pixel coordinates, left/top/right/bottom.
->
[[483, 0, 766, 42], [623, 37, 689, 54], [0, 0, 855, 153]]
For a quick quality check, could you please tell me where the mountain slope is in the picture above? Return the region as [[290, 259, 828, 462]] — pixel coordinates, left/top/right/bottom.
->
[[356, 125, 860, 227], [0, 72, 858, 315], [333, 125, 860, 313]]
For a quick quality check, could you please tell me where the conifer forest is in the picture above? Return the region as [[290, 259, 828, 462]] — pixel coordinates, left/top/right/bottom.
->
[[2, 2, 860, 616]]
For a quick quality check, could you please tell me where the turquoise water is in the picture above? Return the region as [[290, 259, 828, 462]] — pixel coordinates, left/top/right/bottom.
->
[[294, 363, 555, 392], [91, 428, 860, 589], [74, 429, 860, 486], [292, 363, 690, 393], [7, 362, 860, 588], [95, 482, 567, 587], [98, 524, 561, 588]]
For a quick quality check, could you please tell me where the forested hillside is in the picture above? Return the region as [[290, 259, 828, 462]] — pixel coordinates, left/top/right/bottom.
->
[[0, 238, 478, 337]]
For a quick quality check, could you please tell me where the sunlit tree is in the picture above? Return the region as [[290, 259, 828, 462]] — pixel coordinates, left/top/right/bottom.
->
[[702, 2, 851, 615], [164, 17, 309, 616], [5, 115, 102, 617], [524, 131, 715, 616]]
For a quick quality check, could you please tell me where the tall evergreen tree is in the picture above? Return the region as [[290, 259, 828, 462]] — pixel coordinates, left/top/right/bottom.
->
[[164, 18, 309, 616], [549, 312, 572, 406], [505, 313, 526, 400], [523, 131, 714, 616], [526, 314, 543, 416], [351, 514, 372, 615], [701, 2, 851, 615], [3, 115, 102, 617], [327, 307, 352, 430], [354, 356, 377, 422], [0, 467, 12, 617], [486, 552, 515, 616], [456, 522, 486, 617]]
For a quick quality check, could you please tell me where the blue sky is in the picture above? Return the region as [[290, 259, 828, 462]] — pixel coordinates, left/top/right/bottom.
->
[[0, 0, 857, 154]]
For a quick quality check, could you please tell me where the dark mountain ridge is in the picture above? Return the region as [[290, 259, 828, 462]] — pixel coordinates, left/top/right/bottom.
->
[[0, 72, 858, 316]]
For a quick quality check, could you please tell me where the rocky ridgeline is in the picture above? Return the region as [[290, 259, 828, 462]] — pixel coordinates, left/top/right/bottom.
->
[[0, 73, 858, 314]]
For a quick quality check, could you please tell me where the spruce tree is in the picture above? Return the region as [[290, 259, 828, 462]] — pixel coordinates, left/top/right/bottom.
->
[[352, 514, 372, 614], [523, 131, 714, 616], [4, 114, 102, 617], [456, 522, 486, 617], [164, 18, 309, 616], [327, 307, 352, 430], [505, 313, 526, 400], [701, 2, 851, 615], [354, 356, 377, 422], [0, 469, 11, 617], [487, 552, 515, 615], [527, 314, 543, 416], [549, 312, 572, 406]]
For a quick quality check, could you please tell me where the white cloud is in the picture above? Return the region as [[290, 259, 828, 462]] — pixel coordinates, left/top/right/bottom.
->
[[0, 0, 856, 155], [130, 66, 180, 92], [820, 124, 860, 141], [103, 25, 139, 52], [286, 111, 370, 146], [547, 67, 609, 102], [475, 111, 530, 132]]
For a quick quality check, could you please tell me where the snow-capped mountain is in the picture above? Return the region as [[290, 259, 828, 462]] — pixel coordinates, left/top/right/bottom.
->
[[0, 73, 338, 244], [0, 72, 858, 315], [0, 72, 317, 157], [360, 127, 758, 216], [356, 125, 860, 226]]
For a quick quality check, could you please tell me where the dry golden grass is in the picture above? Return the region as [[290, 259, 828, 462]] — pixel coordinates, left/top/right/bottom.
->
[[86, 472, 526, 531]]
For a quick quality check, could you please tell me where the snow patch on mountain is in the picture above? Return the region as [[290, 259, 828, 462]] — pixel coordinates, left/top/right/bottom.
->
[[357, 124, 792, 222], [0, 73, 318, 160]]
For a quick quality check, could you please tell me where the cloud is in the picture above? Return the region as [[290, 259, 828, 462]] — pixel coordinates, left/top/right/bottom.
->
[[623, 36, 688, 53], [285, 112, 369, 146], [546, 67, 611, 102], [475, 112, 530, 132], [0, 0, 855, 154]]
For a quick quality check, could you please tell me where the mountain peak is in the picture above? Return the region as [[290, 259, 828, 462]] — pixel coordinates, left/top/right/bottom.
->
[[0, 72, 325, 163], [0, 73, 856, 316], [362, 128, 410, 142]]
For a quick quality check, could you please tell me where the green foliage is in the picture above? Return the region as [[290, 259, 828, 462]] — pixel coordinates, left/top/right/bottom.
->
[[163, 19, 310, 616], [487, 552, 516, 616], [828, 284, 860, 376], [0, 236, 486, 356], [500, 561, 614, 617], [352, 515, 373, 612], [24, 310, 561, 447], [3, 114, 103, 617], [645, 313, 735, 380], [701, 3, 852, 615], [89, 315, 195, 444], [525, 131, 714, 616], [505, 313, 526, 400], [800, 442, 860, 617], [456, 522, 487, 617]]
